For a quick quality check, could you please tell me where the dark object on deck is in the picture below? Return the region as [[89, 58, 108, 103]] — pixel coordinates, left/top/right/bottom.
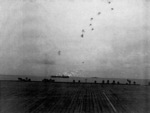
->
[[94, 81, 97, 84], [18, 77, 31, 82], [112, 80, 116, 85], [85, 79, 87, 83], [133, 81, 136, 85], [42, 79, 49, 82], [111, 8, 114, 10], [102, 80, 105, 84], [18, 78, 23, 81], [107, 80, 109, 84], [73, 80, 75, 83], [42, 79, 55, 82], [117, 81, 120, 85], [91, 28, 94, 31], [127, 79, 131, 85], [78, 80, 80, 83], [90, 18, 93, 20]]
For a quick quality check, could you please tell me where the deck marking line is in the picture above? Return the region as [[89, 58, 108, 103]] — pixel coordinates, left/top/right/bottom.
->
[[103, 92, 117, 113]]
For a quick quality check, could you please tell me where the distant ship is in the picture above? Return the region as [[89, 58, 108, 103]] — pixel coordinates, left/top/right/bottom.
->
[[51, 75, 69, 78]]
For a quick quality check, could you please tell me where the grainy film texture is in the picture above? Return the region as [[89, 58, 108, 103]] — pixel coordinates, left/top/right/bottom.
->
[[0, 0, 150, 113]]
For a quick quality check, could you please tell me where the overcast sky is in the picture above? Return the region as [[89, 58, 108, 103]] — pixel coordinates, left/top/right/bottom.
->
[[0, 0, 149, 79]]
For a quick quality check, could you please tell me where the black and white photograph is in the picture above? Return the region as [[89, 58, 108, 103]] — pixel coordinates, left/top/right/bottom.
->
[[0, 0, 150, 113]]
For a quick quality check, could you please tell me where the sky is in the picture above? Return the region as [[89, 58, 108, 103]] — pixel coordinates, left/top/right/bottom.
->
[[0, 0, 150, 79]]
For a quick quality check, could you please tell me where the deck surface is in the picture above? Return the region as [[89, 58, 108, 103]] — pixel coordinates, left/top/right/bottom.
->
[[0, 81, 150, 113]]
